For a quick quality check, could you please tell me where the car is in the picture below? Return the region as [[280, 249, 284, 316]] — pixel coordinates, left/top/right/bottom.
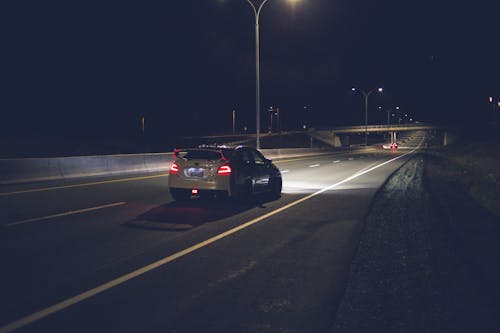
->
[[168, 145, 282, 201]]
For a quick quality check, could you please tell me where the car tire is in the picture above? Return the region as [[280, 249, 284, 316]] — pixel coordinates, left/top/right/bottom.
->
[[170, 189, 191, 201]]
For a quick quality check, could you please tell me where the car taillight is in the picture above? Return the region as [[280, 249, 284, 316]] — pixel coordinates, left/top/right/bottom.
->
[[217, 164, 232, 176], [169, 163, 179, 174]]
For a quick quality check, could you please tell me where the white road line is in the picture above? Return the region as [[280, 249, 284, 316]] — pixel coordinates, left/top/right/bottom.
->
[[0, 149, 418, 333], [0, 174, 169, 197], [281, 170, 290, 174], [5, 202, 127, 227], [308, 164, 321, 168], [333, 160, 341, 163]]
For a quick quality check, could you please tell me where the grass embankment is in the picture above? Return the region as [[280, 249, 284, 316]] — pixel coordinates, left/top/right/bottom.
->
[[427, 137, 499, 218]]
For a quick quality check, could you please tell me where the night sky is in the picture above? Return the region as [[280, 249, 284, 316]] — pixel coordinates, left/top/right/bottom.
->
[[1, 0, 499, 142]]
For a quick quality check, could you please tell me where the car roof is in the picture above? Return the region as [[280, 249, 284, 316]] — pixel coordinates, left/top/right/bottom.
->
[[196, 144, 248, 150]]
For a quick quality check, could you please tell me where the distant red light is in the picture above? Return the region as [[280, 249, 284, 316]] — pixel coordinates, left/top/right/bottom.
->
[[192, 189, 199, 195], [217, 164, 232, 176], [169, 163, 179, 174]]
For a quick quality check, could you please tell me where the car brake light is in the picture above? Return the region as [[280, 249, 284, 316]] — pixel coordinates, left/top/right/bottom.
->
[[192, 189, 199, 195], [169, 163, 179, 174], [217, 164, 232, 176]]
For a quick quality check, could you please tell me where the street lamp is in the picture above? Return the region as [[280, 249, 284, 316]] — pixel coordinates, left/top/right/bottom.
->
[[352, 86, 383, 146], [489, 96, 500, 113], [379, 105, 399, 133], [378, 105, 399, 141], [244, 0, 299, 149], [382, 106, 399, 127]]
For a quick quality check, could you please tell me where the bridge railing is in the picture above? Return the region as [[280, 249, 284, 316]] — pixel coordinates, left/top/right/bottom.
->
[[328, 123, 428, 131], [322, 123, 438, 134]]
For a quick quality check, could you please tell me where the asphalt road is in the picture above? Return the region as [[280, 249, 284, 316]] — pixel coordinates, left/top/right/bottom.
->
[[0, 146, 419, 333]]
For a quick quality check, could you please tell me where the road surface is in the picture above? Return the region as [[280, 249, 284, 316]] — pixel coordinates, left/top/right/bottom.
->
[[0, 146, 419, 333]]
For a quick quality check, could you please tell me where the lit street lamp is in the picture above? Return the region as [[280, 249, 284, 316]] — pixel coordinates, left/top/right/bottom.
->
[[244, 0, 299, 149], [352, 86, 383, 145]]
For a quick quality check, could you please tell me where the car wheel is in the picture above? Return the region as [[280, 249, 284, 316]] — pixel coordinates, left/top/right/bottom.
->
[[170, 189, 191, 201]]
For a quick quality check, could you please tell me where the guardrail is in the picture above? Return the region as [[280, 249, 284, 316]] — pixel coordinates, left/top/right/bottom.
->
[[0, 148, 332, 185]]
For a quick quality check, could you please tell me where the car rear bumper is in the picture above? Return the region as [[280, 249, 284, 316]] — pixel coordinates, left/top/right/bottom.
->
[[168, 175, 231, 193]]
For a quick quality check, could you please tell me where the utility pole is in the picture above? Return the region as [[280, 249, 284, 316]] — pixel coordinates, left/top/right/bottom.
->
[[268, 106, 274, 133], [276, 107, 280, 132], [232, 110, 236, 135]]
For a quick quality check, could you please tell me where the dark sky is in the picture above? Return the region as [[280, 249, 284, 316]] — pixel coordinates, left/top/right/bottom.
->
[[1, 0, 499, 140]]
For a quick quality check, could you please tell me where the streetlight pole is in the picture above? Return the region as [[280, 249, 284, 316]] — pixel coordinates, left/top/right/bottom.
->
[[232, 110, 236, 135], [244, 0, 299, 148], [490, 96, 499, 114], [381, 106, 399, 128], [363, 93, 369, 145], [352, 87, 383, 146], [268, 106, 274, 132], [245, 0, 270, 150], [380, 106, 399, 142], [276, 107, 280, 132]]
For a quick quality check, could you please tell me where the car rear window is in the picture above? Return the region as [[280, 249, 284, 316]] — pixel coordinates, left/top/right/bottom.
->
[[182, 150, 224, 161]]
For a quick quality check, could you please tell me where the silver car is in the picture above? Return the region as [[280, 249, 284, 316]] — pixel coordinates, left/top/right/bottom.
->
[[168, 146, 282, 201]]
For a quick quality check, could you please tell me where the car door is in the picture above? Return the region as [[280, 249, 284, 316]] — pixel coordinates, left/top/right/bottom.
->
[[234, 148, 256, 187], [249, 148, 272, 192]]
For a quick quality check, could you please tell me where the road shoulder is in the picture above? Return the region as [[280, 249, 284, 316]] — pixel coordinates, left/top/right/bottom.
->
[[332, 153, 500, 332]]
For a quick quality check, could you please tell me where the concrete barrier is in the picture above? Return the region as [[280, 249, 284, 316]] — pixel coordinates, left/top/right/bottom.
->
[[0, 148, 332, 185], [261, 148, 332, 160], [0, 153, 175, 185]]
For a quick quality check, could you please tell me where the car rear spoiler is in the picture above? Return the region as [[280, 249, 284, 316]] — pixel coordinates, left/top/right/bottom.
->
[[173, 148, 227, 161]]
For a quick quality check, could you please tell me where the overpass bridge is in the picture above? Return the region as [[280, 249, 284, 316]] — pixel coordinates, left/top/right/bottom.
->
[[198, 123, 446, 148], [325, 123, 438, 134], [313, 123, 445, 147]]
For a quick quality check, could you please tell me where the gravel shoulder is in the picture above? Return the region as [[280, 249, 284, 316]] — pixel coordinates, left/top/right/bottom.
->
[[332, 153, 500, 333]]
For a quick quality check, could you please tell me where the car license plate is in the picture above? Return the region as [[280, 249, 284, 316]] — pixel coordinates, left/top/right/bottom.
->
[[188, 168, 204, 177]]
